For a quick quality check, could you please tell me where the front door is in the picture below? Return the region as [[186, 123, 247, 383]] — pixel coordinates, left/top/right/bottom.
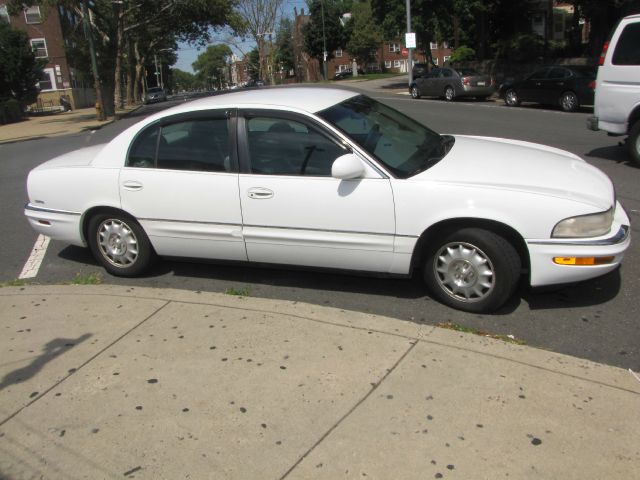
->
[[237, 112, 396, 272]]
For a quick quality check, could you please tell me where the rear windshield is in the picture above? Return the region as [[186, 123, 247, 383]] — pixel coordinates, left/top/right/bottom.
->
[[456, 68, 479, 76], [569, 66, 596, 78]]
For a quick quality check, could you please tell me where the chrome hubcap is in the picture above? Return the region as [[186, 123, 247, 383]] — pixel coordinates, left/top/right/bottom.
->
[[445, 88, 453, 100], [434, 242, 495, 303], [412, 87, 418, 98], [97, 219, 139, 267], [506, 91, 517, 105]]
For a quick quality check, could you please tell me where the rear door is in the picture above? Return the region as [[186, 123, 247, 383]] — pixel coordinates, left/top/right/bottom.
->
[[519, 68, 549, 102], [120, 110, 246, 260]]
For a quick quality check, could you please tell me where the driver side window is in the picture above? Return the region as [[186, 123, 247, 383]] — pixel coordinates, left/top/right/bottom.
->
[[246, 116, 347, 176]]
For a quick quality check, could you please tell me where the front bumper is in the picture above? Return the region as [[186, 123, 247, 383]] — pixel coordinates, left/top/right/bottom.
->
[[526, 202, 631, 286]]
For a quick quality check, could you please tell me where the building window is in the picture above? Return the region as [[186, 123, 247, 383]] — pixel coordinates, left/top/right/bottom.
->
[[0, 5, 10, 24], [443, 56, 451, 64], [31, 38, 48, 58], [433, 57, 439, 66], [389, 43, 400, 53], [335, 48, 343, 58], [442, 41, 449, 49], [337, 64, 350, 72], [24, 5, 42, 24], [38, 69, 55, 91], [393, 60, 401, 68], [384, 60, 391, 69], [430, 42, 438, 50]]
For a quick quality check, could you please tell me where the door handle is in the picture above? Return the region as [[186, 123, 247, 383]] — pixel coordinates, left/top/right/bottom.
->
[[247, 187, 274, 199], [122, 181, 143, 191]]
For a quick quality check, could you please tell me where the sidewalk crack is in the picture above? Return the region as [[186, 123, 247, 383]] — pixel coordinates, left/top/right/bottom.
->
[[279, 341, 418, 479], [0, 300, 171, 428]]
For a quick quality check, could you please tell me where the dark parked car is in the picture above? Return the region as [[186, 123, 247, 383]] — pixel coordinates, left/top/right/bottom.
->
[[410, 67, 495, 101], [500, 65, 596, 112], [144, 87, 167, 104]]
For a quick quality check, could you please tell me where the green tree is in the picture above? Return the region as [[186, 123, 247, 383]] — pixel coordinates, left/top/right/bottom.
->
[[0, 22, 45, 105], [192, 44, 233, 88], [274, 17, 295, 77], [346, 1, 383, 68], [304, 0, 349, 77]]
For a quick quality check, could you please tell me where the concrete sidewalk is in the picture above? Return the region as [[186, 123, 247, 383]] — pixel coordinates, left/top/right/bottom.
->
[[0, 106, 140, 145], [1, 285, 638, 479]]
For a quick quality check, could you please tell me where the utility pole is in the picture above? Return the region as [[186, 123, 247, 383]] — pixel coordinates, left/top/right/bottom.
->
[[321, 0, 328, 80], [81, 0, 106, 120], [406, 0, 412, 86]]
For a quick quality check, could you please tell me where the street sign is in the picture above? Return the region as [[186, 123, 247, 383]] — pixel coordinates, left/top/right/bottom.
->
[[405, 32, 416, 49]]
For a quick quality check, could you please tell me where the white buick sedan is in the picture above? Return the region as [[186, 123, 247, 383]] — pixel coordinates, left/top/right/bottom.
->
[[25, 88, 630, 312]]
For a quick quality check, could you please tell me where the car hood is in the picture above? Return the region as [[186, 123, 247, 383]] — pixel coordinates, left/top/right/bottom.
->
[[417, 135, 614, 210], [32, 144, 107, 170]]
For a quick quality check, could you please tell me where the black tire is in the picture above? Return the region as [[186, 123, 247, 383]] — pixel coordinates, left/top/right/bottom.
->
[[559, 91, 579, 112], [444, 86, 455, 101], [628, 120, 640, 166], [410, 85, 421, 99], [423, 228, 521, 313], [504, 89, 519, 107], [87, 213, 155, 277]]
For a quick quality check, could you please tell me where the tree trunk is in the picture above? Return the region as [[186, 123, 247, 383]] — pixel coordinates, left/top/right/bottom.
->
[[126, 39, 135, 105], [113, 3, 125, 110], [133, 41, 145, 103]]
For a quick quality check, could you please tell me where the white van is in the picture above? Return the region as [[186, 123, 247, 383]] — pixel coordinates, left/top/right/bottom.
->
[[588, 14, 640, 164]]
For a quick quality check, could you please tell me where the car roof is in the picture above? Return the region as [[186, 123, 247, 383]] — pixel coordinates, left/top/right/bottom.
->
[[162, 87, 360, 115]]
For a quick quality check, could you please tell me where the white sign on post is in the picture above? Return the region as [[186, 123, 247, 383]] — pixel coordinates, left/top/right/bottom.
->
[[405, 32, 416, 49]]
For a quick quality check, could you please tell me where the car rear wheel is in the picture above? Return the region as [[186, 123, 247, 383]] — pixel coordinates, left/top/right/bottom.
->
[[504, 89, 519, 107], [444, 86, 455, 101], [627, 120, 640, 166], [410, 85, 421, 99], [423, 228, 521, 313], [88, 213, 155, 277], [560, 91, 579, 112]]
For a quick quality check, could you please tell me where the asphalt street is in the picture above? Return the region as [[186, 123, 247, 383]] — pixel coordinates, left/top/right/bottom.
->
[[1, 88, 638, 370]]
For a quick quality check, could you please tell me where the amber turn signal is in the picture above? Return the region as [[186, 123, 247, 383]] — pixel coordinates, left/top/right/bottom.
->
[[553, 256, 614, 266]]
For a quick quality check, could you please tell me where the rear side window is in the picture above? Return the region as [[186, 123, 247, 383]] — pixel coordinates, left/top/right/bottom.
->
[[612, 23, 640, 65]]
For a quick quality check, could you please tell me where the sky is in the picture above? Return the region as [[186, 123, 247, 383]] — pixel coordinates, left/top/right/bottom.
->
[[174, 0, 308, 73]]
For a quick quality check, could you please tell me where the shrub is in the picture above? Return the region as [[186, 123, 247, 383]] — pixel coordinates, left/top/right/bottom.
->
[[0, 99, 23, 124]]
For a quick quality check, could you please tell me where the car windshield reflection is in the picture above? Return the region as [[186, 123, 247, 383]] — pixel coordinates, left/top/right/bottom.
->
[[318, 95, 450, 178]]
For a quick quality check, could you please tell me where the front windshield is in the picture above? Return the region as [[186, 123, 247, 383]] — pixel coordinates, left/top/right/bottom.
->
[[318, 95, 452, 178]]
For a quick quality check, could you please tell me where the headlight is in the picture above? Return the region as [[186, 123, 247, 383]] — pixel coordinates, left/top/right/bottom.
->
[[552, 208, 614, 238]]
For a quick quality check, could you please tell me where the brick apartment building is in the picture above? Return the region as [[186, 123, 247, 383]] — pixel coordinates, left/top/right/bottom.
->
[[292, 8, 452, 80], [0, 3, 95, 110]]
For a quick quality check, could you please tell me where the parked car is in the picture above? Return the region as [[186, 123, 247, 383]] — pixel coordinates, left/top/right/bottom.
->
[[245, 79, 265, 88], [333, 68, 364, 80], [24, 88, 630, 313], [409, 67, 495, 101], [144, 87, 167, 104], [587, 14, 640, 164], [501, 65, 596, 112]]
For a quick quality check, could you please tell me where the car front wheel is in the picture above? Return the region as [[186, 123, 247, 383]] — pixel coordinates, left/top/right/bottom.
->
[[423, 228, 521, 313], [410, 85, 421, 99], [444, 86, 455, 101], [504, 89, 519, 107], [88, 213, 155, 276]]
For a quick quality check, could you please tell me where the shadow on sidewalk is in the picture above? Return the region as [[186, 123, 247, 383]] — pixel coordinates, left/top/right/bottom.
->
[[0, 333, 92, 392]]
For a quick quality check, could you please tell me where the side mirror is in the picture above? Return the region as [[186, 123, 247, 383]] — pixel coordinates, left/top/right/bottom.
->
[[331, 153, 365, 180]]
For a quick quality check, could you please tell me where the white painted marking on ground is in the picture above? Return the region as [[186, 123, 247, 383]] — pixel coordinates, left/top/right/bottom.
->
[[19, 234, 50, 279]]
